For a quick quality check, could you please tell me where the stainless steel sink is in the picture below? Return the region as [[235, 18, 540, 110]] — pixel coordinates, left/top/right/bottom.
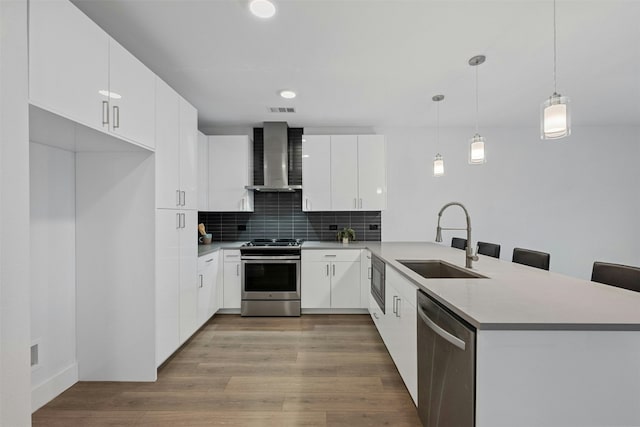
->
[[397, 260, 486, 279]]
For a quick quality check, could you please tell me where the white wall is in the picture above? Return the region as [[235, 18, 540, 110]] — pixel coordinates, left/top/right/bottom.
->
[[381, 125, 640, 279], [1, 0, 32, 425], [29, 142, 77, 411]]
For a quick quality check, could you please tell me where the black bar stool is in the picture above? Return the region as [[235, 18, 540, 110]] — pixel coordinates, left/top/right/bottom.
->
[[451, 237, 467, 250], [477, 241, 500, 258], [512, 247, 550, 271], [591, 262, 640, 293]]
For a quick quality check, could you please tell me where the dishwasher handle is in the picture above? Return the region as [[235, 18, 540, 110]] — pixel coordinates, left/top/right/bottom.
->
[[417, 303, 466, 351]]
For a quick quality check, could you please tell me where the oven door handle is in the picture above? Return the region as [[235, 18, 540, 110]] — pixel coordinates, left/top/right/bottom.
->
[[241, 256, 301, 261]]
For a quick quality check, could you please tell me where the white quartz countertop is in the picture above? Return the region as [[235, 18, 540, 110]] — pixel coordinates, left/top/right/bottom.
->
[[198, 242, 245, 257], [366, 242, 640, 331]]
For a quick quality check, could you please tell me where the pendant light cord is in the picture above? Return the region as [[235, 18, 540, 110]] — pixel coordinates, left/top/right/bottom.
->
[[436, 100, 440, 149], [475, 65, 479, 134], [553, 0, 557, 93]]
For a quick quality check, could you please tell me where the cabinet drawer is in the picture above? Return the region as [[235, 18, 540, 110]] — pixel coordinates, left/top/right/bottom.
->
[[223, 250, 241, 262], [386, 266, 418, 307], [198, 252, 218, 270], [302, 249, 361, 263]]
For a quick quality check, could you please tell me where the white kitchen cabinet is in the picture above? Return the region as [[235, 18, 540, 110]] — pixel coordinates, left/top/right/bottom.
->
[[197, 251, 220, 325], [29, 0, 109, 131], [357, 135, 386, 210], [302, 135, 331, 211], [330, 135, 360, 210], [360, 250, 372, 309], [108, 40, 155, 149], [156, 209, 198, 365], [223, 250, 242, 308], [301, 250, 361, 309], [208, 136, 253, 212], [197, 132, 209, 211], [301, 134, 386, 211], [29, 0, 156, 149], [155, 78, 198, 210]]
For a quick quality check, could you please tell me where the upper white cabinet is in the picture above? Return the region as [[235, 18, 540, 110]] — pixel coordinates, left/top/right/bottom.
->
[[302, 134, 386, 211], [29, 0, 109, 131], [155, 78, 198, 210], [197, 132, 209, 211], [108, 40, 156, 148], [206, 136, 254, 212], [29, 0, 156, 149], [302, 135, 331, 211], [357, 135, 386, 210]]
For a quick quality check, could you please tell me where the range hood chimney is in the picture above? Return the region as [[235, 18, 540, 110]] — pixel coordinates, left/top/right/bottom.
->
[[245, 122, 302, 192]]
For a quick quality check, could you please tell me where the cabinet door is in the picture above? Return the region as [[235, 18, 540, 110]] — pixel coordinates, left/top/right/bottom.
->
[[108, 39, 156, 148], [155, 209, 180, 366], [179, 99, 198, 210], [357, 135, 386, 210], [155, 79, 181, 209], [301, 262, 331, 308], [330, 261, 361, 308], [209, 136, 252, 211], [395, 297, 417, 403], [197, 132, 209, 211], [179, 211, 198, 343], [29, 0, 109, 131], [330, 135, 359, 211], [302, 135, 331, 211], [360, 250, 372, 309], [223, 261, 242, 308]]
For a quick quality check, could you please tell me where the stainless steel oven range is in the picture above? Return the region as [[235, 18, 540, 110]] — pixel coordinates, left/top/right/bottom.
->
[[240, 239, 302, 317]]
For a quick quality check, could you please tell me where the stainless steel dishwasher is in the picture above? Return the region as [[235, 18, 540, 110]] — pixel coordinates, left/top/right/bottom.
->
[[417, 290, 476, 427]]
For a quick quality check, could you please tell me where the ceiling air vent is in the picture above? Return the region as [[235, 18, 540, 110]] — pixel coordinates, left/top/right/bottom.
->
[[268, 107, 296, 113]]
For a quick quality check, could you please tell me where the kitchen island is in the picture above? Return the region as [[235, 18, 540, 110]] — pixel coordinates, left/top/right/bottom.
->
[[364, 242, 640, 427]]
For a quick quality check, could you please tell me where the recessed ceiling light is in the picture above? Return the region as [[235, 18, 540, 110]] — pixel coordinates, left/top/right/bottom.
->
[[249, 0, 276, 19], [279, 90, 296, 99]]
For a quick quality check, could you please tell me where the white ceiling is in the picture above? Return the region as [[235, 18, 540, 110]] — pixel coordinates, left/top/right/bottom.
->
[[72, 0, 640, 130]]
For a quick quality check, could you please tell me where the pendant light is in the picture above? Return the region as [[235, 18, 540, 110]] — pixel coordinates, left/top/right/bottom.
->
[[468, 55, 486, 164], [541, 0, 570, 139], [432, 94, 445, 177]]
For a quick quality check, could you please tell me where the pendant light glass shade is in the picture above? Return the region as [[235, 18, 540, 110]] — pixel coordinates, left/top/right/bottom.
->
[[433, 153, 444, 177], [469, 134, 486, 164], [541, 92, 570, 139]]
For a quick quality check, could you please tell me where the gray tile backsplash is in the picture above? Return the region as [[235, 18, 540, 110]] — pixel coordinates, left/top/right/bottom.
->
[[198, 127, 382, 242]]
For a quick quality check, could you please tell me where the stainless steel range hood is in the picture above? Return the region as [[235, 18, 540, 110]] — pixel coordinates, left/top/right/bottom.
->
[[245, 122, 302, 192]]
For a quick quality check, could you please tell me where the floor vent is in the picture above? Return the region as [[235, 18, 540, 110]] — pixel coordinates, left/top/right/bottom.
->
[[31, 343, 39, 367], [268, 107, 296, 113]]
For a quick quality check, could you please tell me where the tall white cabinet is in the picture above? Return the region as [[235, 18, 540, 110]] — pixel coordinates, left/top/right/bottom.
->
[[302, 134, 386, 211]]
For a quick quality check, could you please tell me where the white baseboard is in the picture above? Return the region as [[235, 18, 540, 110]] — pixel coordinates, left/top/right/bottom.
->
[[31, 363, 78, 412]]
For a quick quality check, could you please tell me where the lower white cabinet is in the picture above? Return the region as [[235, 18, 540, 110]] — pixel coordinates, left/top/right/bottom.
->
[[223, 250, 242, 308], [197, 251, 220, 325], [301, 250, 361, 309], [369, 265, 418, 404], [156, 209, 197, 366]]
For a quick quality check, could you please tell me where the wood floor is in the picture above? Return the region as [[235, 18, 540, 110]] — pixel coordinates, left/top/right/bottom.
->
[[33, 314, 421, 426]]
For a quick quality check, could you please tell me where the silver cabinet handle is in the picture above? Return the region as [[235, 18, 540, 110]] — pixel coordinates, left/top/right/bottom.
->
[[113, 105, 120, 129], [205, 258, 214, 263], [176, 190, 181, 207], [367, 267, 372, 279], [181, 213, 186, 229], [236, 264, 240, 276], [353, 198, 357, 208], [305, 198, 309, 210], [199, 274, 204, 288], [417, 304, 466, 351], [324, 254, 337, 258], [102, 101, 109, 125], [392, 296, 398, 314], [396, 298, 401, 318], [373, 312, 379, 320], [179, 191, 185, 206], [359, 198, 363, 209], [226, 254, 239, 258], [176, 213, 181, 229], [332, 264, 336, 276], [326, 264, 329, 276]]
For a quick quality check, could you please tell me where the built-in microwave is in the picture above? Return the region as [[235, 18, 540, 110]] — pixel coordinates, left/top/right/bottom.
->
[[371, 255, 385, 313]]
